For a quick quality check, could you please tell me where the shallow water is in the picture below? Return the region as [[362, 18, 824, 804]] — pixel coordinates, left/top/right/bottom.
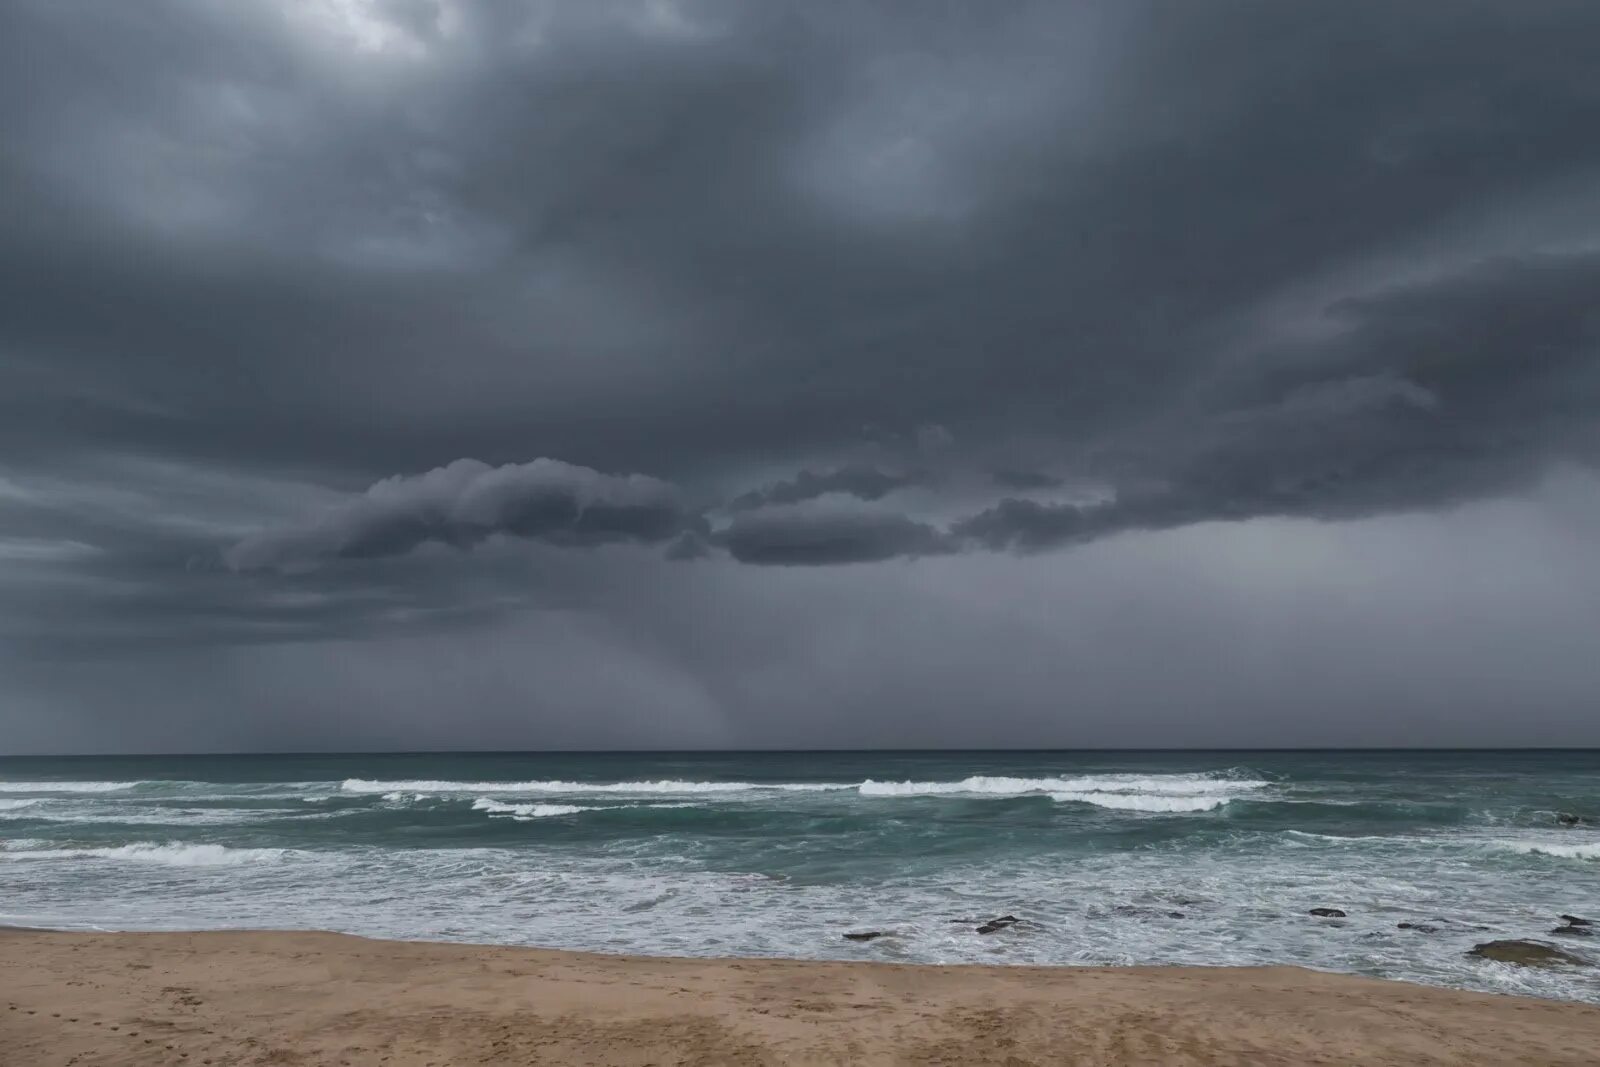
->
[[3, 750, 1597, 1002]]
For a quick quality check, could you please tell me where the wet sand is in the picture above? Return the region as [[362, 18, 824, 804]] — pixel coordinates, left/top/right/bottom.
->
[[3, 928, 1597, 1065]]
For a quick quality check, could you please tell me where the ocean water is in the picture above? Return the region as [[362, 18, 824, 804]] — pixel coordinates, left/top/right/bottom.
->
[[2, 750, 1597, 1003]]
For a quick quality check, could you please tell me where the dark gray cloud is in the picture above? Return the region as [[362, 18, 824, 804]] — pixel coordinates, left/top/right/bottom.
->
[[225, 458, 690, 571], [727, 465, 916, 511], [990, 469, 1065, 491], [718, 503, 950, 566], [2, 0, 1599, 748], [957, 254, 1600, 551]]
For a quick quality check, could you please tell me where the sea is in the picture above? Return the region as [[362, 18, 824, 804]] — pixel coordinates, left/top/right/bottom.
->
[[2, 750, 1597, 1003]]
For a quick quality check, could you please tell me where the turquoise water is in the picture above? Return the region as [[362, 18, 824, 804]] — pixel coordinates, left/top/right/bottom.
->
[[2, 750, 1597, 1002]]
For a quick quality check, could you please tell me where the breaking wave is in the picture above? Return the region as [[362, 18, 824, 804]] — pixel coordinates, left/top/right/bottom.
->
[[340, 773, 1267, 813], [471, 799, 597, 819], [342, 778, 851, 796], [0, 842, 289, 866], [1490, 840, 1600, 861], [0, 780, 147, 794], [858, 773, 1266, 807]]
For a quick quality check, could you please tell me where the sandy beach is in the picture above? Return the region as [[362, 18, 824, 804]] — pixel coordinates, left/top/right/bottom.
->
[[2, 929, 1596, 1066]]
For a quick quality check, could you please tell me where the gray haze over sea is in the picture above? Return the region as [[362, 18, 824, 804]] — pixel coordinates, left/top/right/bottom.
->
[[3, 750, 1597, 1003]]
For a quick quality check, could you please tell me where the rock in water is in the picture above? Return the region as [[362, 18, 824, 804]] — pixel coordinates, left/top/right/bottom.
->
[[1551, 926, 1593, 938], [1309, 908, 1347, 918], [1560, 914, 1593, 927], [1397, 922, 1439, 933], [975, 915, 1022, 934], [842, 931, 885, 942], [1467, 940, 1587, 967], [1555, 812, 1582, 826]]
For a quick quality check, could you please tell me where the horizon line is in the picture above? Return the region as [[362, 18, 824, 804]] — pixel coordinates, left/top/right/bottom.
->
[[4, 746, 1599, 759]]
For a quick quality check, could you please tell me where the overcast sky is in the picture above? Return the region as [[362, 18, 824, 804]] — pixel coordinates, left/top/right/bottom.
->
[[3, 0, 1599, 753]]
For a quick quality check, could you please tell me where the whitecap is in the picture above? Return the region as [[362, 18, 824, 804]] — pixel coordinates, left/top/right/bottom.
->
[[858, 772, 1267, 801], [0, 781, 148, 794], [471, 798, 596, 819], [0, 842, 288, 866], [342, 778, 851, 796], [1490, 840, 1600, 861]]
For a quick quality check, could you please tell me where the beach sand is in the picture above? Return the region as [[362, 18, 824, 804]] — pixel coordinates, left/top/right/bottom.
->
[[3, 928, 1597, 1065]]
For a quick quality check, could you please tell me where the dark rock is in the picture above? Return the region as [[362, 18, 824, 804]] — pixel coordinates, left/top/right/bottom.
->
[[1560, 914, 1593, 927], [1309, 908, 1347, 918], [1555, 812, 1582, 826], [1551, 926, 1593, 938], [1467, 940, 1587, 967], [975, 915, 1021, 934], [842, 931, 885, 942], [1113, 906, 1186, 920], [1397, 922, 1439, 933]]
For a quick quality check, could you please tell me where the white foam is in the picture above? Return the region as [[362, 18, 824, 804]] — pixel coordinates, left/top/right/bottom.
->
[[1491, 840, 1600, 861], [0, 780, 146, 794], [341, 773, 1267, 807], [0, 842, 288, 866], [380, 791, 436, 804], [857, 773, 1266, 800], [1049, 791, 1230, 812], [471, 798, 596, 819], [342, 778, 851, 796], [0, 798, 39, 811]]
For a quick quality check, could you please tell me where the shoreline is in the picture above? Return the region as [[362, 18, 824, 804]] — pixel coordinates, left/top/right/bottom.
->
[[5, 929, 1599, 1065]]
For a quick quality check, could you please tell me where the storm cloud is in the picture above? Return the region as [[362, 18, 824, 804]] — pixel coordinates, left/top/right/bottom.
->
[[3, 0, 1599, 750], [225, 458, 691, 571]]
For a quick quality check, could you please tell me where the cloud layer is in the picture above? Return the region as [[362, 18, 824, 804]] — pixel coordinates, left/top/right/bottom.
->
[[3, 0, 1599, 748]]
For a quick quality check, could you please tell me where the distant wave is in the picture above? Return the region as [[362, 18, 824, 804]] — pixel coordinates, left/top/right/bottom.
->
[[859, 773, 1266, 808], [0, 841, 288, 866], [0, 798, 40, 811], [0, 780, 147, 794], [471, 798, 597, 819], [1491, 840, 1600, 861], [341, 773, 1266, 810], [342, 778, 851, 796]]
